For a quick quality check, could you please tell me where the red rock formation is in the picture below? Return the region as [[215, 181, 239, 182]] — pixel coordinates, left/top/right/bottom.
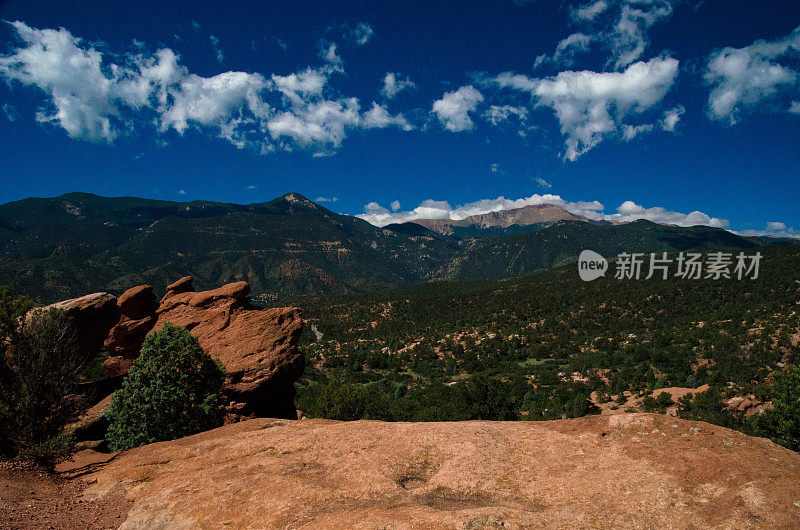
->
[[97, 277, 303, 420], [38, 293, 119, 360], [726, 394, 773, 417], [163, 276, 193, 298], [36, 278, 303, 422], [152, 279, 303, 419], [103, 285, 159, 378]]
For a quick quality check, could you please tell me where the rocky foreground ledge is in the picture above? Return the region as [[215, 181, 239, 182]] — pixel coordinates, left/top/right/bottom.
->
[[52, 414, 800, 528]]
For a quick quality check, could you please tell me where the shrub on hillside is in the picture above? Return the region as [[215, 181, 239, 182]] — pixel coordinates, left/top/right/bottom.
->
[[747, 365, 800, 452], [312, 380, 391, 421], [106, 323, 225, 451], [642, 391, 675, 413], [677, 386, 735, 426], [0, 287, 84, 468]]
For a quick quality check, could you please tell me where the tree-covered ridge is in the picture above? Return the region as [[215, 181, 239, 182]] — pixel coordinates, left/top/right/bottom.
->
[[295, 245, 800, 442], [1, 192, 787, 304], [0, 192, 457, 302]]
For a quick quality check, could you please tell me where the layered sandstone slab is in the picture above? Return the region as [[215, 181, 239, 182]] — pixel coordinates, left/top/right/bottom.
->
[[152, 280, 304, 419], [75, 414, 800, 528], [38, 292, 119, 359], [97, 278, 303, 419]]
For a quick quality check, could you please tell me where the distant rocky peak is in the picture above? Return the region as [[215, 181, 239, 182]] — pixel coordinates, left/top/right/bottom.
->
[[408, 202, 588, 235], [60, 200, 85, 218], [459, 203, 584, 227], [282, 193, 317, 208]]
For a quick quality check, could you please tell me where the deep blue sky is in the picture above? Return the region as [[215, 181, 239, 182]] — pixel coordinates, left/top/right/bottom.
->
[[0, 0, 798, 235]]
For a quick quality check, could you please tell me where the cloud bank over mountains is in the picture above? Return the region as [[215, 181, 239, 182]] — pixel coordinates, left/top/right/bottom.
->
[[357, 191, 797, 238], [738, 222, 800, 239], [356, 192, 730, 230]]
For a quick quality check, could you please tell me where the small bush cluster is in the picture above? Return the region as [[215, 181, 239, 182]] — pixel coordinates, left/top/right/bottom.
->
[[1, 286, 228, 465], [746, 365, 800, 452], [641, 392, 674, 413], [106, 323, 226, 451], [0, 287, 84, 468]]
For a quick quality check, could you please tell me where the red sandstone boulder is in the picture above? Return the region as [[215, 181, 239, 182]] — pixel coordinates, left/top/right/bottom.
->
[[116, 285, 157, 316], [48, 277, 307, 420], [158, 281, 250, 313], [38, 293, 119, 359], [162, 276, 193, 299], [103, 285, 159, 378], [725, 394, 773, 417], [152, 279, 303, 419], [36, 278, 304, 422]]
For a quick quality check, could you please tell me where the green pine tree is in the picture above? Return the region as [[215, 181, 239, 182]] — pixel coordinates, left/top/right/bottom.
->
[[106, 323, 226, 451]]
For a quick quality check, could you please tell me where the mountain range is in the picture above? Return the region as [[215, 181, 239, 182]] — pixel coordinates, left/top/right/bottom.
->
[[409, 202, 608, 237], [0, 192, 781, 303]]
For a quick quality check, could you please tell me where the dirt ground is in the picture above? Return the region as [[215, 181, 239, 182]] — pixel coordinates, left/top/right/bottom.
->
[[0, 462, 131, 529]]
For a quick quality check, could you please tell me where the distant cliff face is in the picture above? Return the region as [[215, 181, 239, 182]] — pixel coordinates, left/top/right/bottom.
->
[[71, 413, 800, 528]]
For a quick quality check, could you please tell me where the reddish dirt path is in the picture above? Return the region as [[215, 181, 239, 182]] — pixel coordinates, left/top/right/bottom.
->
[[0, 463, 130, 529]]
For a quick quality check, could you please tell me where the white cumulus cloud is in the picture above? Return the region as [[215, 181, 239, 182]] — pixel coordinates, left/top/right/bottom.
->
[[487, 57, 679, 160], [347, 22, 375, 46], [607, 1, 674, 69], [622, 123, 654, 140], [431, 85, 484, 132], [381, 72, 415, 99], [317, 41, 343, 67], [660, 105, 684, 131], [0, 22, 137, 142], [356, 192, 729, 230], [2, 103, 17, 122], [209, 35, 224, 63], [540, 0, 674, 70], [570, 1, 609, 23], [483, 104, 528, 126], [159, 71, 268, 138], [547, 33, 596, 68], [363, 102, 413, 130], [704, 25, 800, 124], [0, 21, 414, 155]]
